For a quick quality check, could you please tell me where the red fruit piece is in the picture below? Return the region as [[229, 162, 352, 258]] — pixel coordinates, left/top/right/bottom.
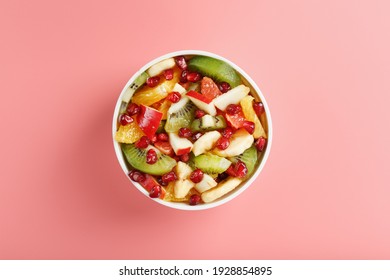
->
[[146, 149, 157, 164], [149, 185, 162, 198], [235, 160, 248, 178], [201, 77, 222, 99], [218, 82, 231, 93], [178, 127, 192, 138], [127, 103, 140, 115], [190, 169, 204, 183], [180, 70, 188, 83], [192, 132, 203, 142], [225, 111, 246, 129], [150, 134, 157, 143], [128, 170, 145, 182], [119, 114, 133, 126], [226, 104, 242, 115], [255, 137, 267, 152], [189, 194, 201, 205], [226, 165, 236, 177], [216, 137, 230, 150], [253, 102, 264, 116], [186, 72, 202, 82], [146, 76, 160, 87], [221, 127, 234, 139], [162, 171, 177, 183], [163, 69, 174, 80], [154, 141, 173, 156], [175, 56, 187, 70], [137, 105, 163, 139], [135, 136, 150, 149], [157, 133, 169, 142], [180, 153, 190, 162], [243, 120, 255, 134], [138, 174, 164, 197], [195, 110, 206, 119], [166, 91, 181, 103]]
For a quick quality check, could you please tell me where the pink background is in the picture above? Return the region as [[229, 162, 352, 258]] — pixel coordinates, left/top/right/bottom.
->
[[1, 0, 389, 259]]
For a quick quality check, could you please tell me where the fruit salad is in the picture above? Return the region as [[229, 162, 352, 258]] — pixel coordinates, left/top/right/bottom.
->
[[115, 55, 268, 205]]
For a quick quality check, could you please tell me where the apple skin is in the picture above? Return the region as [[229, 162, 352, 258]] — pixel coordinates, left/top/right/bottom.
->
[[137, 105, 163, 139], [186, 90, 217, 116], [186, 90, 212, 104], [176, 147, 192, 156], [138, 174, 165, 199]]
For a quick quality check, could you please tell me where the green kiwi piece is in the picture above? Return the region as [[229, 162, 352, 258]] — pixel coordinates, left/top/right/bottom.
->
[[122, 144, 176, 176], [191, 115, 226, 132], [187, 56, 242, 88], [122, 72, 149, 103], [164, 100, 196, 132], [193, 154, 231, 174], [229, 145, 258, 177]]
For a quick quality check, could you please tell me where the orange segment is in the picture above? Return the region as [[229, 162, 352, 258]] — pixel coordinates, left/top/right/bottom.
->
[[240, 95, 267, 139], [114, 121, 144, 144], [151, 99, 171, 120], [163, 182, 200, 202], [201, 76, 222, 99], [131, 67, 180, 106]]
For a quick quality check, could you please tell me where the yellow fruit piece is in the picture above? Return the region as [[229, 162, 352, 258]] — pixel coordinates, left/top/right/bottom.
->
[[163, 182, 200, 202], [152, 99, 171, 120], [131, 68, 180, 106], [114, 121, 144, 144], [240, 95, 267, 139]]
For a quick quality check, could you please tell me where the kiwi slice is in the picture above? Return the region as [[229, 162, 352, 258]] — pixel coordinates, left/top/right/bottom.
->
[[122, 72, 149, 103], [191, 115, 226, 132], [165, 100, 196, 132], [193, 154, 231, 174], [229, 145, 258, 177], [187, 56, 242, 88], [122, 144, 176, 176]]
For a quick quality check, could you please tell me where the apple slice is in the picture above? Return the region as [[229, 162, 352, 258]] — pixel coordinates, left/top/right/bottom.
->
[[192, 130, 221, 156], [146, 58, 176, 77], [174, 179, 195, 199], [172, 83, 187, 95], [169, 132, 193, 156], [195, 174, 217, 193], [201, 177, 242, 203], [137, 105, 163, 139], [186, 90, 217, 116], [175, 161, 193, 180], [213, 85, 250, 111], [212, 128, 254, 157]]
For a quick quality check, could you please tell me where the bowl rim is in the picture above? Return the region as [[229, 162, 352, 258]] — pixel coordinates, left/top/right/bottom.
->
[[112, 50, 273, 210]]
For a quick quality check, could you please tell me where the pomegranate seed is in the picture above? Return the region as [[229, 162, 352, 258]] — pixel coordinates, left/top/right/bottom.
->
[[157, 133, 169, 142], [255, 137, 267, 152], [157, 177, 168, 186], [221, 127, 234, 139], [149, 185, 162, 198], [163, 69, 174, 80], [195, 110, 206, 119], [149, 134, 157, 143], [216, 137, 230, 150], [146, 149, 158, 164], [127, 103, 140, 115], [128, 170, 145, 182], [167, 91, 181, 103], [162, 171, 177, 183], [135, 136, 150, 149], [226, 104, 242, 115], [192, 132, 203, 141], [243, 120, 255, 134], [174, 56, 187, 70], [216, 172, 229, 182], [235, 160, 248, 178], [180, 70, 188, 83], [180, 153, 190, 162], [186, 72, 201, 82], [178, 127, 192, 138], [253, 102, 264, 116], [226, 165, 236, 177], [218, 82, 231, 93], [119, 114, 133, 126], [189, 194, 201, 205], [173, 155, 181, 162], [190, 169, 204, 183], [146, 76, 160, 87]]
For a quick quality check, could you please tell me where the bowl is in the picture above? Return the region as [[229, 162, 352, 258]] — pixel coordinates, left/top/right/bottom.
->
[[112, 50, 272, 210]]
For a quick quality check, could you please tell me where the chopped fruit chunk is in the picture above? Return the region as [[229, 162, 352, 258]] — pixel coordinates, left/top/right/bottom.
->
[[226, 104, 242, 115], [175, 161, 193, 180], [240, 95, 266, 139], [127, 103, 140, 115], [157, 133, 169, 142], [178, 127, 192, 138], [201, 177, 242, 203], [193, 154, 231, 174], [214, 85, 250, 111], [192, 131, 221, 156], [174, 179, 194, 199], [225, 110, 246, 129], [115, 121, 144, 144], [180, 153, 190, 162], [147, 58, 176, 77], [201, 77, 222, 100], [169, 132, 193, 155], [186, 90, 217, 116], [194, 174, 217, 193], [154, 141, 173, 156], [212, 128, 254, 157], [135, 136, 150, 149], [137, 105, 163, 139]]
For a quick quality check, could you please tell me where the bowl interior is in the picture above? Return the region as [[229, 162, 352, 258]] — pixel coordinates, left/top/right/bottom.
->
[[112, 50, 272, 210]]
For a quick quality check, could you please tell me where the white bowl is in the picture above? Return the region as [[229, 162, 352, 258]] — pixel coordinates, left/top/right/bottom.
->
[[112, 50, 272, 210]]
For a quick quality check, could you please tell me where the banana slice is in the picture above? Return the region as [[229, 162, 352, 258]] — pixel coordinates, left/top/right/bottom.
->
[[147, 58, 176, 77], [201, 177, 242, 203]]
